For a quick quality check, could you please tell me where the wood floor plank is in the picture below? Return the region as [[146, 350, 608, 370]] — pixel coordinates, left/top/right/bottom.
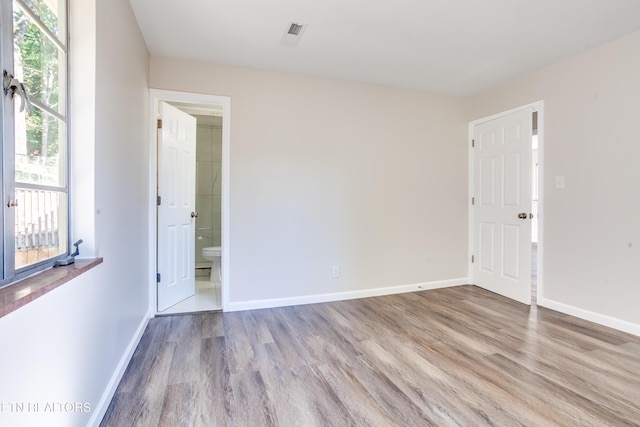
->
[[167, 316, 202, 385], [157, 383, 197, 427], [259, 363, 357, 427], [198, 311, 225, 339], [195, 336, 232, 426], [355, 339, 490, 426], [101, 340, 176, 427], [487, 352, 637, 426], [313, 362, 399, 427], [101, 285, 640, 426], [227, 371, 278, 426], [240, 310, 274, 345], [221, 312, 258, 374], [112, 317, 172, 394]]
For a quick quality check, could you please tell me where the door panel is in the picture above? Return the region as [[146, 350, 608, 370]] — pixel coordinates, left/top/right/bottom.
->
[[479, 222, 495, 272], [480, 157, 495, 206], [473, 109, 532, 304], [157, 102, 197, 312], [502, 224, 520, 279], [503, 152, 521, 206]]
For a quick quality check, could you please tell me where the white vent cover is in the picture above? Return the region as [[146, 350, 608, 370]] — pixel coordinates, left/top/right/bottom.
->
[[281, 21, 308, 47]]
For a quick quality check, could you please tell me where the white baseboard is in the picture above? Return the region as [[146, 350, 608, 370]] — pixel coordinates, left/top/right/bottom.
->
[[89, 310, 152, 427], [227, 277, 469, 312], [539, 298, 640, 337]]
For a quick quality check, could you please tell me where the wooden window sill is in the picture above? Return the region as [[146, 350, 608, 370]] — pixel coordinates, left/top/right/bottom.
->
[[0, 258, 103, 319]]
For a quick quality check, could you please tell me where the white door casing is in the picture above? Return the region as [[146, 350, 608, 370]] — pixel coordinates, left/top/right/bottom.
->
[[157, 102, 197, 311], [472, 108, 533, 305]]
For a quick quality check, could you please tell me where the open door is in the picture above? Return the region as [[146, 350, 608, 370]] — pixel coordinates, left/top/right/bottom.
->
[[472, 108, 533, 305], [157, 102, 197, 311]]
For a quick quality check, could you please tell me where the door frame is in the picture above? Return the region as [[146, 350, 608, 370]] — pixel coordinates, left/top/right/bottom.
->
[[148, 89, 231, 314], [468, 101, 544, 304]]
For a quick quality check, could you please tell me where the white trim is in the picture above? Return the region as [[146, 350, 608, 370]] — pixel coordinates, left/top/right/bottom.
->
[[468, 101, 544, 303], [540, 298, 640, 338], [468, 101, 542, 127], [88, 311, 152, 427], [535, 105, 545, 305], [226, 277, 469, 312], [148, 89, 231, 314]]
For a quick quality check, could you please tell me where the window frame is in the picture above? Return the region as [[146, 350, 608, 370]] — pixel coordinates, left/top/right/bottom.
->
[[0, 0, 71, 287]]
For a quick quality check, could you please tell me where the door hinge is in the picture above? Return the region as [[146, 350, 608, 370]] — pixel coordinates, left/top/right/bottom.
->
[[157, 119, 163, 129], [471, 255, 475, 263], [471, 197, 475, 206], [471, 139, 475, 148], [157, 195, 161, 206], [156, 273, 161, 283]]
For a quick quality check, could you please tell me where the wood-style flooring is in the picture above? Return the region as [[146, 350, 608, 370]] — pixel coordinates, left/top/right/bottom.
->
[[101, 285, 640, 426]]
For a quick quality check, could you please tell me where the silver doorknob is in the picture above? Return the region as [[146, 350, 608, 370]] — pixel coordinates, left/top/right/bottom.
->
[[191, 211, 198, 218], [517, 212, 527, 219]]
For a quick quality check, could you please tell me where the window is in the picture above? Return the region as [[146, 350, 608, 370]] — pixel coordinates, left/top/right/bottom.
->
[[1, 0, 68, 286]]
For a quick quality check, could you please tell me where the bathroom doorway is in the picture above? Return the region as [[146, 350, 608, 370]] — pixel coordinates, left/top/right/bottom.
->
[[160, 108, 223, 314], [148, 90, 230, 315]]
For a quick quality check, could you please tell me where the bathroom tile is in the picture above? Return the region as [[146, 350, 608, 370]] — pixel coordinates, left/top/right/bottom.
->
[[212, 162, 222, 196], [211, 229, 222, 246], [197, 162, 214, 196], [212, 195, 222, 217], [198, 228, 214, 240], [196, 196, 214, 229], [196, 128, 213, 161], [211, 129, 222, 161], [158, 285, 219, 314]]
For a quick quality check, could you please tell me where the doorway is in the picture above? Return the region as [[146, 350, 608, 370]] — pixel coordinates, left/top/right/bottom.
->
[[148, 90, 231, 315], [469, 101, 543, 305]]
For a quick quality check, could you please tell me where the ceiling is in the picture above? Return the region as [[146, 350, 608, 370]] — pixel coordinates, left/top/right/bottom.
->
[[128, 0, 640, 97]]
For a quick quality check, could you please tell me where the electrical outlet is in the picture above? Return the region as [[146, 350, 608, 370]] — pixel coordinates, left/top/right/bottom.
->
[[332, 265, 340, 278]]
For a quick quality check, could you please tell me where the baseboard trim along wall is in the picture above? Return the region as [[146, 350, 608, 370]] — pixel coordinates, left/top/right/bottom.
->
[[89, 311, 152, 427], [540, 298, 640, 338], [227, 277, 470, 312]]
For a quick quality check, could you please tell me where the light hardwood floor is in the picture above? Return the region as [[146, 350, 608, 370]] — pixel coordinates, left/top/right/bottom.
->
[[101, 285, 640, 426]]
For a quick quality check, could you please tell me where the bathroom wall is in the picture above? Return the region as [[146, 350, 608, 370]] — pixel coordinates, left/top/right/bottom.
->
[[195, 115, 223, 267]]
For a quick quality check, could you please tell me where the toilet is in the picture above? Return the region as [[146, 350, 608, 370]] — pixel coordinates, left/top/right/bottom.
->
[[201, 246, 222, 282]]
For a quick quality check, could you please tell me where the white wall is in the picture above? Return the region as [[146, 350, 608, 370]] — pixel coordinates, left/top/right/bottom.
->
[[468, 31, 640, 330], [0, 1, 151, 426], [151, 59, 469, 307]]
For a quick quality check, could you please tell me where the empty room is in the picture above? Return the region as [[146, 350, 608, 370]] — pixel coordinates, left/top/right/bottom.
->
[[0, 0, 639, 426]]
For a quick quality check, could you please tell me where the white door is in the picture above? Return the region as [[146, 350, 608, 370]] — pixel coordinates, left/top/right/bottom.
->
[[472, 108, 533, 305], [157, 102, 197, 311]]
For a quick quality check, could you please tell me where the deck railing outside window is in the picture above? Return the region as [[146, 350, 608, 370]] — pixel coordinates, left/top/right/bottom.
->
[[13, 153, 64, 269], [15, 188, 61, 251]]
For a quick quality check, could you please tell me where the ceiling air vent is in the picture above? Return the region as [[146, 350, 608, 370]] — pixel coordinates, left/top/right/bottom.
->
[[287, 22, 304, 36], [281, 21, 308, 47]]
